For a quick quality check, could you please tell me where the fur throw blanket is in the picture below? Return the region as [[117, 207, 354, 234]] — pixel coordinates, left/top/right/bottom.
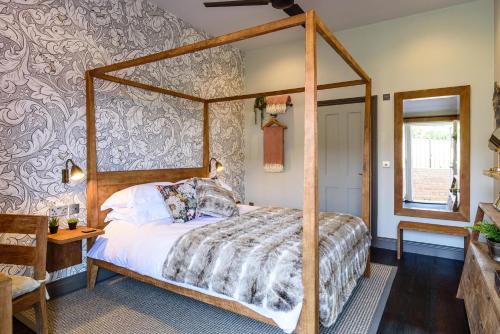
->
[[162, 207, 370, 327]]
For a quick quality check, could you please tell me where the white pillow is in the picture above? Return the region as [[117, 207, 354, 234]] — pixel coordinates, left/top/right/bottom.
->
[[100, 179, 232, 225], [101, 181, 186, 210], [104, 207, 173, 225], [100, 181, 187, 224]]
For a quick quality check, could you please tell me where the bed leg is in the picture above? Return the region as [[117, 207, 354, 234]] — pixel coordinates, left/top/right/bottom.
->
[[295, 309, 306, 334], [87, 258, 99, 290], [363, 252, 371, 277]]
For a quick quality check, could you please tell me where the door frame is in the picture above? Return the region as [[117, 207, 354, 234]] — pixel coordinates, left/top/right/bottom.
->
[[317, 95, 378, 240]]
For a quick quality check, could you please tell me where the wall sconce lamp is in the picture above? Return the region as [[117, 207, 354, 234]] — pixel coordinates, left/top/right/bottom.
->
[[209, 157, 224, 178], [62, 159, 84, 184]]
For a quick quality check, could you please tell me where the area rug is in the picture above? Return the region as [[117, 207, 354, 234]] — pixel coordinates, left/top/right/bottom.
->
[[20, 263, 396, 334]]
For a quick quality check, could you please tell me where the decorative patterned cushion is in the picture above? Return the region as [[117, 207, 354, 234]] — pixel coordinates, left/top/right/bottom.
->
[[157, 180, 197, 223], [195, 178, 239, 218], [11, 275, 40, 299]]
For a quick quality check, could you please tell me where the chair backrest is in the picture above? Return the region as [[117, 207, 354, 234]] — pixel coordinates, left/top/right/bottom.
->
[[0, 214, 48, 280]]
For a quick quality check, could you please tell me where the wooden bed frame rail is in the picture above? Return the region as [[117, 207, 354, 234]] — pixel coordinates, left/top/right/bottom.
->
[[86, 11, 371, 334]]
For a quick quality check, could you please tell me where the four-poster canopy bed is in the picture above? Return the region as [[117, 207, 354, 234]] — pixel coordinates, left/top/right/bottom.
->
[[85, 10, 372, 334]]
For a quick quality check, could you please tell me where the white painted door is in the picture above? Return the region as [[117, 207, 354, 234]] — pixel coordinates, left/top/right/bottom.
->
[[318, 103, 364, 215]]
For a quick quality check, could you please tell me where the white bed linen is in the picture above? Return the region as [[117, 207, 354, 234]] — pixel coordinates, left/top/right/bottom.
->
[[88, 205, 301, 333]]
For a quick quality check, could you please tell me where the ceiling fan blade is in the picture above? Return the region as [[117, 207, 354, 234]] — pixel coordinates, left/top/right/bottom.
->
[[282, 3, 304, 16], [204, 0, 270, 7]]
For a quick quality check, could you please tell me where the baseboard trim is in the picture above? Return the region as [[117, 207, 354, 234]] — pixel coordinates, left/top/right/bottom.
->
[[372, 237, 464, 261], [47, 268, 116, 298]]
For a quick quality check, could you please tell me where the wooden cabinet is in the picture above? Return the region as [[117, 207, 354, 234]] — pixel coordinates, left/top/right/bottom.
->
[[458, 242, 500, 333], [47, 227, 104, 272], [458, 203, 500, 333]]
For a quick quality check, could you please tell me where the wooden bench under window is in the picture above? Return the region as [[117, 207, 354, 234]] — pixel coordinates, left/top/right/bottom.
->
[[397, 221, 470, 260]]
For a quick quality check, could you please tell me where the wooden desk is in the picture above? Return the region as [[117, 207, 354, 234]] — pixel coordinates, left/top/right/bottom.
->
[[47, 227, 104, 272], [0, 273, 12, 334]]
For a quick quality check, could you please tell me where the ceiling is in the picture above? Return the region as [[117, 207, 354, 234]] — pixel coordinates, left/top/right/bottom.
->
[[403, 96, 459, 118], [151, 0, 474, 50]]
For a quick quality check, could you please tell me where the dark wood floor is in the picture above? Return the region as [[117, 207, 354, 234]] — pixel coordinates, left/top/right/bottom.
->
[[372, 247, 469, 334], [13, 247, 469, 334]]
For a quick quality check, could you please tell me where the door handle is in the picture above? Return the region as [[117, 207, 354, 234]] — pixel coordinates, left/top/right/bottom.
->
[[358, 172, 363, 176]]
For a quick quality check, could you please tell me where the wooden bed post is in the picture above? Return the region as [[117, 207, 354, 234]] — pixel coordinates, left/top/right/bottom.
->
[[203, 101, 210, 175], [85, 70, 100, 289], [300, 10, 319, 334], [85, 71, 98, 229], [363, 80, 372, 277], [314, 16, 372, 278]]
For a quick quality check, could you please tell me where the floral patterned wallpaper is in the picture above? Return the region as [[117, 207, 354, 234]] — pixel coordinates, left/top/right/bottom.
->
[[0, 0, 245, 280]]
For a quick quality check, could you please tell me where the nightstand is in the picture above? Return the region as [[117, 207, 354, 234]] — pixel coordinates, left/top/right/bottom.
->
[[47, 227, 104, 272]]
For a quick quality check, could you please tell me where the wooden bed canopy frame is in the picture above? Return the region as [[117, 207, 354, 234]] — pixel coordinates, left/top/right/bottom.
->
[[85, 11, 372, 334]]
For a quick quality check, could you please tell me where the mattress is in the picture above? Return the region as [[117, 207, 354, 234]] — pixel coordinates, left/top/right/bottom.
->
[[88, 205, 258, 280], [88, 205, 369, 333]]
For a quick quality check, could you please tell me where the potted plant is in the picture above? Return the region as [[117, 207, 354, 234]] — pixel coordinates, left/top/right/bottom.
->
[[48, 217, 59, 234], [67, 217, 78, 230], [466, 220, 500, 262]]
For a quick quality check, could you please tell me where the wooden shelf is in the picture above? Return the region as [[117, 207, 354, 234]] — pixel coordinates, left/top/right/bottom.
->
[[478, 203, 500, 230], [47, 227, 104, 245], [483, 169, 500, 180]]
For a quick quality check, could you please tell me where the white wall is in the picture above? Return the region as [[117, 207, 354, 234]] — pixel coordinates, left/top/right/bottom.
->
[[243, 0, 494, 248]]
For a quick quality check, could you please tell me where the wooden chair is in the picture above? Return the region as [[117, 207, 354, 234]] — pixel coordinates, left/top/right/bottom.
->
[[0, 273, 12, 334], [0, 214, 48, 334]]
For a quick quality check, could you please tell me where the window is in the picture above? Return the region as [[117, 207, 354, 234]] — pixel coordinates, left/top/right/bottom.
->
[[403, 120, 459, 209]]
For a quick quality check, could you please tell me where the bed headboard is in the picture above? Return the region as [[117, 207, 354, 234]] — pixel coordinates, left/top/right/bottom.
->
[[86, 73, 209, 230], [91, 168, 208, 229]]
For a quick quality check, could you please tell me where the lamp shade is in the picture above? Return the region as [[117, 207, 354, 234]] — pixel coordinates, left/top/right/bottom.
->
[[209, 157, 224, 174], [215, 161, 224, 172], [70, 164, 84, 181], [62, 159, 84, 183]]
